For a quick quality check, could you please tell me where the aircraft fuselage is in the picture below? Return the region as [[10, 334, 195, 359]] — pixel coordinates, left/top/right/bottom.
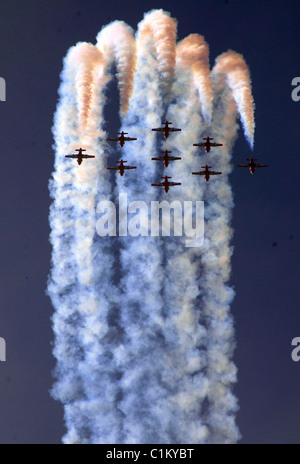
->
[[163, 128, 170, 139], [205, 143, 211, 153]]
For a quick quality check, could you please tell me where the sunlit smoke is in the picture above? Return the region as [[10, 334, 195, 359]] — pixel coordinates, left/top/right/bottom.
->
[[67, 43, 105, 134], [213, 50, 255, 148], [96, 21, 136, 116], [176, 34, 213, 122], [48, 9, 255, 444]]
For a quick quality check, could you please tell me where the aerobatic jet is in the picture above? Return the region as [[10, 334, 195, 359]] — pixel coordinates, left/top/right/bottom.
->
[[192, 165, 222, 182], [152, 176, 181, 194], [193, 137, 223, 153], [237, 157, 268, 175], [152, 121, 181, 139], [65, 148, 95, 165], [107, 131, 137, 147], [107, 160, 137, 177], [151, 150, 182, 168]]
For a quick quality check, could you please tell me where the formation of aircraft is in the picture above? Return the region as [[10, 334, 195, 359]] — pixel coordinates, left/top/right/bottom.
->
[[152, 121, 181, 139], [107, 160, 137, 176], [65, 148, 95, 165], [193, 137, 223, 153], [192, 165, 222, 182], [237, 157, 268, 175], [151, 150, 182, 168], [107, 131, 137, 147], [152, 176, 182, 194], [64, 127, 267, 191]]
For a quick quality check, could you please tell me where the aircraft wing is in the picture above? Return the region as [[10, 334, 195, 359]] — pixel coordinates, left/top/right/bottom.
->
[[192, 171, 205, 175], [152, 182, 164, 187], [124, 137, 137, 141], [256, 164, 268, 168], [169, 182, 182, 186], [237, 164, 250, 168], [169, 128, 181, 132], [211, 143, 223, 147], [107, 167, 119, 171], [151, 157, 163, 161], [65, 155, 78, 158], [193, 143, 205, 147], [211, 171, 222, 175], [169, 156, 181, 161], [81, 155, 95, 159], [107, 137, 120, 142], [124, 166, 137, 170], [152, 128, 163, 132]]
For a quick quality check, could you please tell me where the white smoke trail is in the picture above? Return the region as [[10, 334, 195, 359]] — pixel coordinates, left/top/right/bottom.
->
[[96, 21, 136, 116], [198, 65, 245, 444], [161, 68, 210, 443], [176, 34, 213, 122], [48, 42, 125, 444], [138, 9, 177, 101], [164, 49, 253, 443], [67, 43, 105, 133], [114, 11, 177, 443], [213, 51, 255, 148], [48, 9, 255, 444]]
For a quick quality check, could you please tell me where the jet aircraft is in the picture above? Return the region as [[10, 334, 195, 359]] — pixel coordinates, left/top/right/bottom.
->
[[151, 150, 181, 168], [107, 131, 137, 147], [107, 159, 137, 176], [152, 121, 181, 139], [65, 148, 95, 165], [193, 137, 223, 153], [192, 165, 222, 182], [237, 158, 268, 175], [152, 176, 181, 194]]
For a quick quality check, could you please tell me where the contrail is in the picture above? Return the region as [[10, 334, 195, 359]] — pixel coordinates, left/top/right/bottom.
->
[[67, 43, 105, 133], [176, 34, 213, 122], [213, 51, 255, 148], [48, 9, 254, 444], [114, 12, 174, 443], [48, 41, 123, 444], [96, 21, 136, 116], [138, 9, 177, 101]]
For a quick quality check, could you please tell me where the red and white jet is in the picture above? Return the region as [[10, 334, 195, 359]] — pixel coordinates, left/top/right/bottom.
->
[[152, 121, 181, 139], [192, 165, 222, 182], [65, 148, 95, 165], [237, 157, 268, 175], [151, 150, 181, 168], [107, 160, 137, 177], [193, 137, 223, 153], [107, 131, 137, 147], [152, 176, 181, 194]]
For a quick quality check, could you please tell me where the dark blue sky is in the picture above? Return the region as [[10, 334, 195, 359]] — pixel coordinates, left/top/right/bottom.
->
[[0, 0, 299, 444]]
